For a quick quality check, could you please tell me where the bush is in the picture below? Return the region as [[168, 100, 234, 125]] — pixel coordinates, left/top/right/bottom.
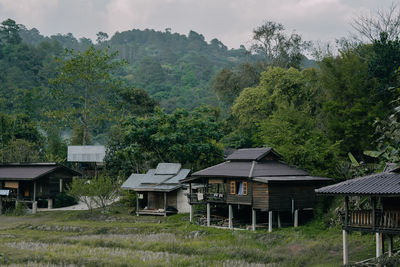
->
[[120, 190, 136, 208], [54, 192, 77, 208]]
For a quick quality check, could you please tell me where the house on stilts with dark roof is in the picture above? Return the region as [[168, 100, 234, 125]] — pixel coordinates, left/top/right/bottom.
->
[[181, 147, 331, 231], [316, 166, 400, 265]]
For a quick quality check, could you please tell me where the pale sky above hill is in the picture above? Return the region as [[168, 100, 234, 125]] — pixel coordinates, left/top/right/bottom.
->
[[0, 0, 395, 48]]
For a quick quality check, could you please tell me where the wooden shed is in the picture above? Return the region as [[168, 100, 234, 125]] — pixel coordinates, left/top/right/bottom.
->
[[181, 148, 330, 231], [0, 163, 81, 213], [121, 163, 191, 216]]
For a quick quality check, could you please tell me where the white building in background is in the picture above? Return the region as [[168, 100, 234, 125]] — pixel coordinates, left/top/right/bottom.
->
[[67, 146, 106, 163]]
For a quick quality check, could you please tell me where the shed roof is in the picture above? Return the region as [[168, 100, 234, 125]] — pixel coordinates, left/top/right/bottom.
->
[[121, 163, 190, 192], [226, 147, 281, 161], [67, 145, 106, 163], [0, 163, 81, 181], [315, 171, 400, 196]]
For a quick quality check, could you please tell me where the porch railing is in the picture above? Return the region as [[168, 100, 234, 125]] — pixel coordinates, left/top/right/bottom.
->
[[345, 210, 400, 230], [186, 193, 226, 204]]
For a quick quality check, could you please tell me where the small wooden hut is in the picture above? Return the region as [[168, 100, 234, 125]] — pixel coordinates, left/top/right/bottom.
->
[[121, 163, 191, 216], [181, 148, 330, 231]]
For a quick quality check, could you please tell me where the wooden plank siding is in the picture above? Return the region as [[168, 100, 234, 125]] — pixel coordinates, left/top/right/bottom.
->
[[252, 182, 269, 210], [268, 183, 317, 211], [226, 179, 252, 205]]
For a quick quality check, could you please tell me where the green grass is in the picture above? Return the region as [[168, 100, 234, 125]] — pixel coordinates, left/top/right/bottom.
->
[[0, 203, 392, 266]]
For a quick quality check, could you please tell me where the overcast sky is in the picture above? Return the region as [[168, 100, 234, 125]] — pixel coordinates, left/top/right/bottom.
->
[[0, 0, 395, 48]]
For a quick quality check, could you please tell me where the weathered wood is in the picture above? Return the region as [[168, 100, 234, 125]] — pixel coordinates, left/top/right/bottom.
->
[[389, 235, 393, 257], [344, 196, 349, 227], [163, 192, 167, 217], [228, 204, 233, 229], [0, 200, 2, 215], [294, 209, 299, 227], [48, 198, 53, 209], [189, 205, 193, 223], [207, 203, 211, 226], [33, 181, 37, 202], [277, 212, 281, 228], [136, 192, 139, 216]]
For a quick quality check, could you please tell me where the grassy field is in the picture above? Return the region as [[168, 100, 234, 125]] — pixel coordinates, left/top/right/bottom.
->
[[0, 203, 391, 266]]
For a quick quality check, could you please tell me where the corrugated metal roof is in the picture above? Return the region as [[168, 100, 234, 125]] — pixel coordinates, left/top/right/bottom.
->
[[155, 163, 181, 175], [121, 163, 190, 192], [67, 146, 106, 163], [226, 147, 280, 161], [315, 172, 400, 195], [0, 163, 81, 180], [191, 161, 308, 178]]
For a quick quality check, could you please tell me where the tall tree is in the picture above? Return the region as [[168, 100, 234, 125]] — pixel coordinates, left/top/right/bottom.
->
[[50, 46, 126, 144]]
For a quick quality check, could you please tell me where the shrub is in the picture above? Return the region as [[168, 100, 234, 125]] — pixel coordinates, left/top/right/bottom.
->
[[54, 192, 77, 208]]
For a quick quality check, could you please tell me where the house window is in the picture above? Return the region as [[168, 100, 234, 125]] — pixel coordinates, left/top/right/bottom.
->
[[230, 181, 236, 194], [242, 182, 248, 195]]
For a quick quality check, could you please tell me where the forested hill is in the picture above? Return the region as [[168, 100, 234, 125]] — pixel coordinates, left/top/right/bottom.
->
[[17, 26, 262, 111]]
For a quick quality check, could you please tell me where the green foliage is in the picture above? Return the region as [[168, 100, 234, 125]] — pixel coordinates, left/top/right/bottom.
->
[[67, 175, 120, 212], [54, 192, 77, 208], [50, 46, 126, 145], [105, 106, 224, 175]]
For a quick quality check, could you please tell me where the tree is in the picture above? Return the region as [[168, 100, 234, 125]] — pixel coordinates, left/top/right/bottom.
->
[[105, 106, 224, 175], [251, 21, 309, 69], [0, 19, 21, 45], [96, 32, 109, 44], [50, 46, 126, 145], [352, 3, 400, 42]]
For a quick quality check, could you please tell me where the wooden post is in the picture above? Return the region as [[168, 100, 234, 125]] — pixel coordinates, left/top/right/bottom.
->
[[294, 209, 299, 227], [343, 230, 348, 265], [228, 204, 233, 229], [389, 235, 393, 257], [0, 199, 2, 215], [163, 192, 167, 217], [33, 181, 37, 202], [59, 179, 63, 193], [344, 196, 349, 227], [376, 232, 382, 258], [189, 204, 193, 223], [381, 233, 384, 255], [277, 212, 281, 228], [136, 192, 139, 216], [251, 208, 256, 231], [268, 211, 273, 233], [207, 203, 211, 226], [372, 197, 376, 230], [48, 198, 53, 209]]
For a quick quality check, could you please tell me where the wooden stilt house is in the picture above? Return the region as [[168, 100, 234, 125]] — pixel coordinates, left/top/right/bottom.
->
[[316, 166, 400, 265], [181, 148, 330, 231], [0, 163, 81, 214]]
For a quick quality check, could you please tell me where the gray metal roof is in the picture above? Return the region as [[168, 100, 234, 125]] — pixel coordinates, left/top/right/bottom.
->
[[67, 146, 106, 163], [0, 163, 81, 181], [315, 172, 400, 196], [121, 163, 190, 192], [155, 163, 181, 175], [226, 147, 280, 161], [191, 161, 308, 178]]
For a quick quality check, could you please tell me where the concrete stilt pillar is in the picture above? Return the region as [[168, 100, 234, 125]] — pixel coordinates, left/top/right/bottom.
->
[[48, 199, 53, 209], [189, 204, 193, 223], [376, 232, 382, 258], [389, 235, 393, 257], [294, 209, 299, 227], [228, 204, 233, 229], [32, 201, 37, 214], [268, 211, 273, 233], [207, 203, 211, 227], [252, 208, 256, 231], [343, 230, 348, 265], [277, 212, 281, 228]]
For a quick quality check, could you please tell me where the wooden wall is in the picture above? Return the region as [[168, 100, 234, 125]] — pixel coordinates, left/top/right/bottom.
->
[[226, 179, 252, 205], [252, 182, 269, 210], [268, 183, 317, 211]]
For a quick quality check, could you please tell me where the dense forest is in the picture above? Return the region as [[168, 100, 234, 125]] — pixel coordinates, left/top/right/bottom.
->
[[1, 5, 400, 181]]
